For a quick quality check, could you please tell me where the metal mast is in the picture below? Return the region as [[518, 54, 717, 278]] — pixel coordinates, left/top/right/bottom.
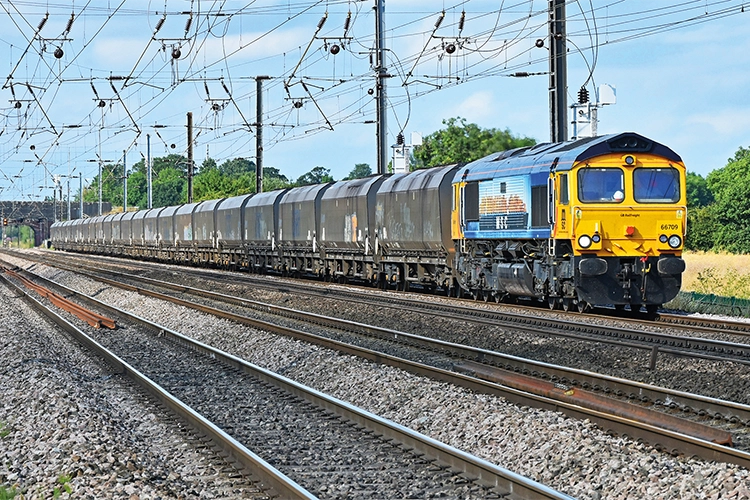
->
[[187, 112, 194, 203], [375, 0, 388, 175], [256, 76, 270, 194], [549, 0, 568, 143], [147, 133, 152, 209], [122, 149, 127, 212]]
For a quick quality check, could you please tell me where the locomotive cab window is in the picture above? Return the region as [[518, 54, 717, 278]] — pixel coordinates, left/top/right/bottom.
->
[[633, 167, 680, 203], [578, 168, 624, 203]]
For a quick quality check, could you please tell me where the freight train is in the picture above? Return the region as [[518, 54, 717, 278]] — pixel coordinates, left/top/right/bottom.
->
[[50, 132, 687, 314]]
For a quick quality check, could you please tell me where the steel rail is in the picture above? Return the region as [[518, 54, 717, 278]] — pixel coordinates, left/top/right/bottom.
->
[[0, 272, 316, 500], [32, 261, 750, 425], [13, 259, 750, 469], [9, 251, 750, 421], [2, 265, 574, 500], [20, 248, 750, 366], [2, 265, 116, 329], [13, 249, 750, 340], [11, 248, 750, 338], [656, 312, 750, 336]]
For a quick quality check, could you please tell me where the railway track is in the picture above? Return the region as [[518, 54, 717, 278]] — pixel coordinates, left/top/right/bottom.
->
[[0, 260, 572, 500], [12, 249, 750, 365], [5, 252, 750, 470]]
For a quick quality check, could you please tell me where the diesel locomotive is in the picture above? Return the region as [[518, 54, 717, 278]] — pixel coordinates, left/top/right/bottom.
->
[[50, 132, 687, 313]]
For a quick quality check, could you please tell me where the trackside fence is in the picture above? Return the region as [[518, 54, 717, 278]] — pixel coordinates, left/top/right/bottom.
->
[[666, 291, 750, 318]]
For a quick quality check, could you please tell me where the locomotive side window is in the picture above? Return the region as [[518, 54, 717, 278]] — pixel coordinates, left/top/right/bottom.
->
[[559, 174, 569, 205], [464, 181, 480, 222], [633, 168, 680, 203], [578, 168, 624, 203]]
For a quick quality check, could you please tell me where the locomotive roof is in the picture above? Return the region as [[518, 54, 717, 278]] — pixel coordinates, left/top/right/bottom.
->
[[454, 132, 683, 183]]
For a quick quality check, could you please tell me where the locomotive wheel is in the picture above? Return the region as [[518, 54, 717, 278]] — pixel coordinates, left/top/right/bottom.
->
[[548, 296, 558, 310], [562, 298, 572, 312], [576, 300, 589, 313], [483, 292, 492, 303]]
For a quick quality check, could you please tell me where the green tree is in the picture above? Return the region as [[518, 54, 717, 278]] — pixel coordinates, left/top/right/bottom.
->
[[685, 171, 713, 209], [82, 161, 126, 207], [199, 157, 218, 173], [345, 163, 372, 180], [296, 166, 333, 186], [153, 167, 186, 207], [413, 117, 536, 168], [126, 168, 148, 209], [685, 205, 719, 251], [701, 146, 750, 253], [219, 157, 256, 177], [262, 167, 292, 191]]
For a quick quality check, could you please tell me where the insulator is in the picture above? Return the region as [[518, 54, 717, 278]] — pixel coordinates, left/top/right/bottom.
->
[[396, 132, 404, 145], [435, 11, 445, 29], [458, 10, 465, 31], [98, 100, 106, 108], [37, 14, 48, 31], [578, 86, 589, 104], [185, 14, 193, 33], [65, 13, 75, 33], [317, 13, 328, 30], [54, 47, 64, 59], [204, 81, 210, 98], [154, 16, 165, 33], [293, 101, 303, 109], [343, 12, 351, 33], [14, 101, 21, 109], [221, 81, 231, 94]]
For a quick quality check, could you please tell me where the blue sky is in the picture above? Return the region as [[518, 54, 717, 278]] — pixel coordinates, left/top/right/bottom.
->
[[0, 0, 748, 201]]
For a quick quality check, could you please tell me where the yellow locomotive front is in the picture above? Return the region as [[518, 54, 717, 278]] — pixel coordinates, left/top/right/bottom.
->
[[553, 138, 687, 312]]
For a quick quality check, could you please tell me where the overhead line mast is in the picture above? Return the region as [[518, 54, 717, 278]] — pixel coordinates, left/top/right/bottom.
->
[[549, 0, 568, 143], [375, 0, 388, 175]]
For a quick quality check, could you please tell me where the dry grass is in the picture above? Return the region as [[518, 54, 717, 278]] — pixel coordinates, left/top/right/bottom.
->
[[682, 251, 750, 298]]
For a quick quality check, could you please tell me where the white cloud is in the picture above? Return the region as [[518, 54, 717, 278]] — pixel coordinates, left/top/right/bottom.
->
[[686, 108, 750, 136]]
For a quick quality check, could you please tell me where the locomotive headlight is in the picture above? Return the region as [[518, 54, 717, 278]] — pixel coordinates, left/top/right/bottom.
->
[[592, 234, 601, 243], [668, 235, 682, 248], [578, 235, 592, 248], [659, 234, 668, 244]]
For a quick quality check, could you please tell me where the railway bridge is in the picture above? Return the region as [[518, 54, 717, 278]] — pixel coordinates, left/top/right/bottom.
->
[[0, 201, 110, 247]]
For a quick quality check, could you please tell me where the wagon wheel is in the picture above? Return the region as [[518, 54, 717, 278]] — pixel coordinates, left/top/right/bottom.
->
[[548, 296, 558, 310], [562, 298, 572, 312], [576, 300, 589, 313]]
